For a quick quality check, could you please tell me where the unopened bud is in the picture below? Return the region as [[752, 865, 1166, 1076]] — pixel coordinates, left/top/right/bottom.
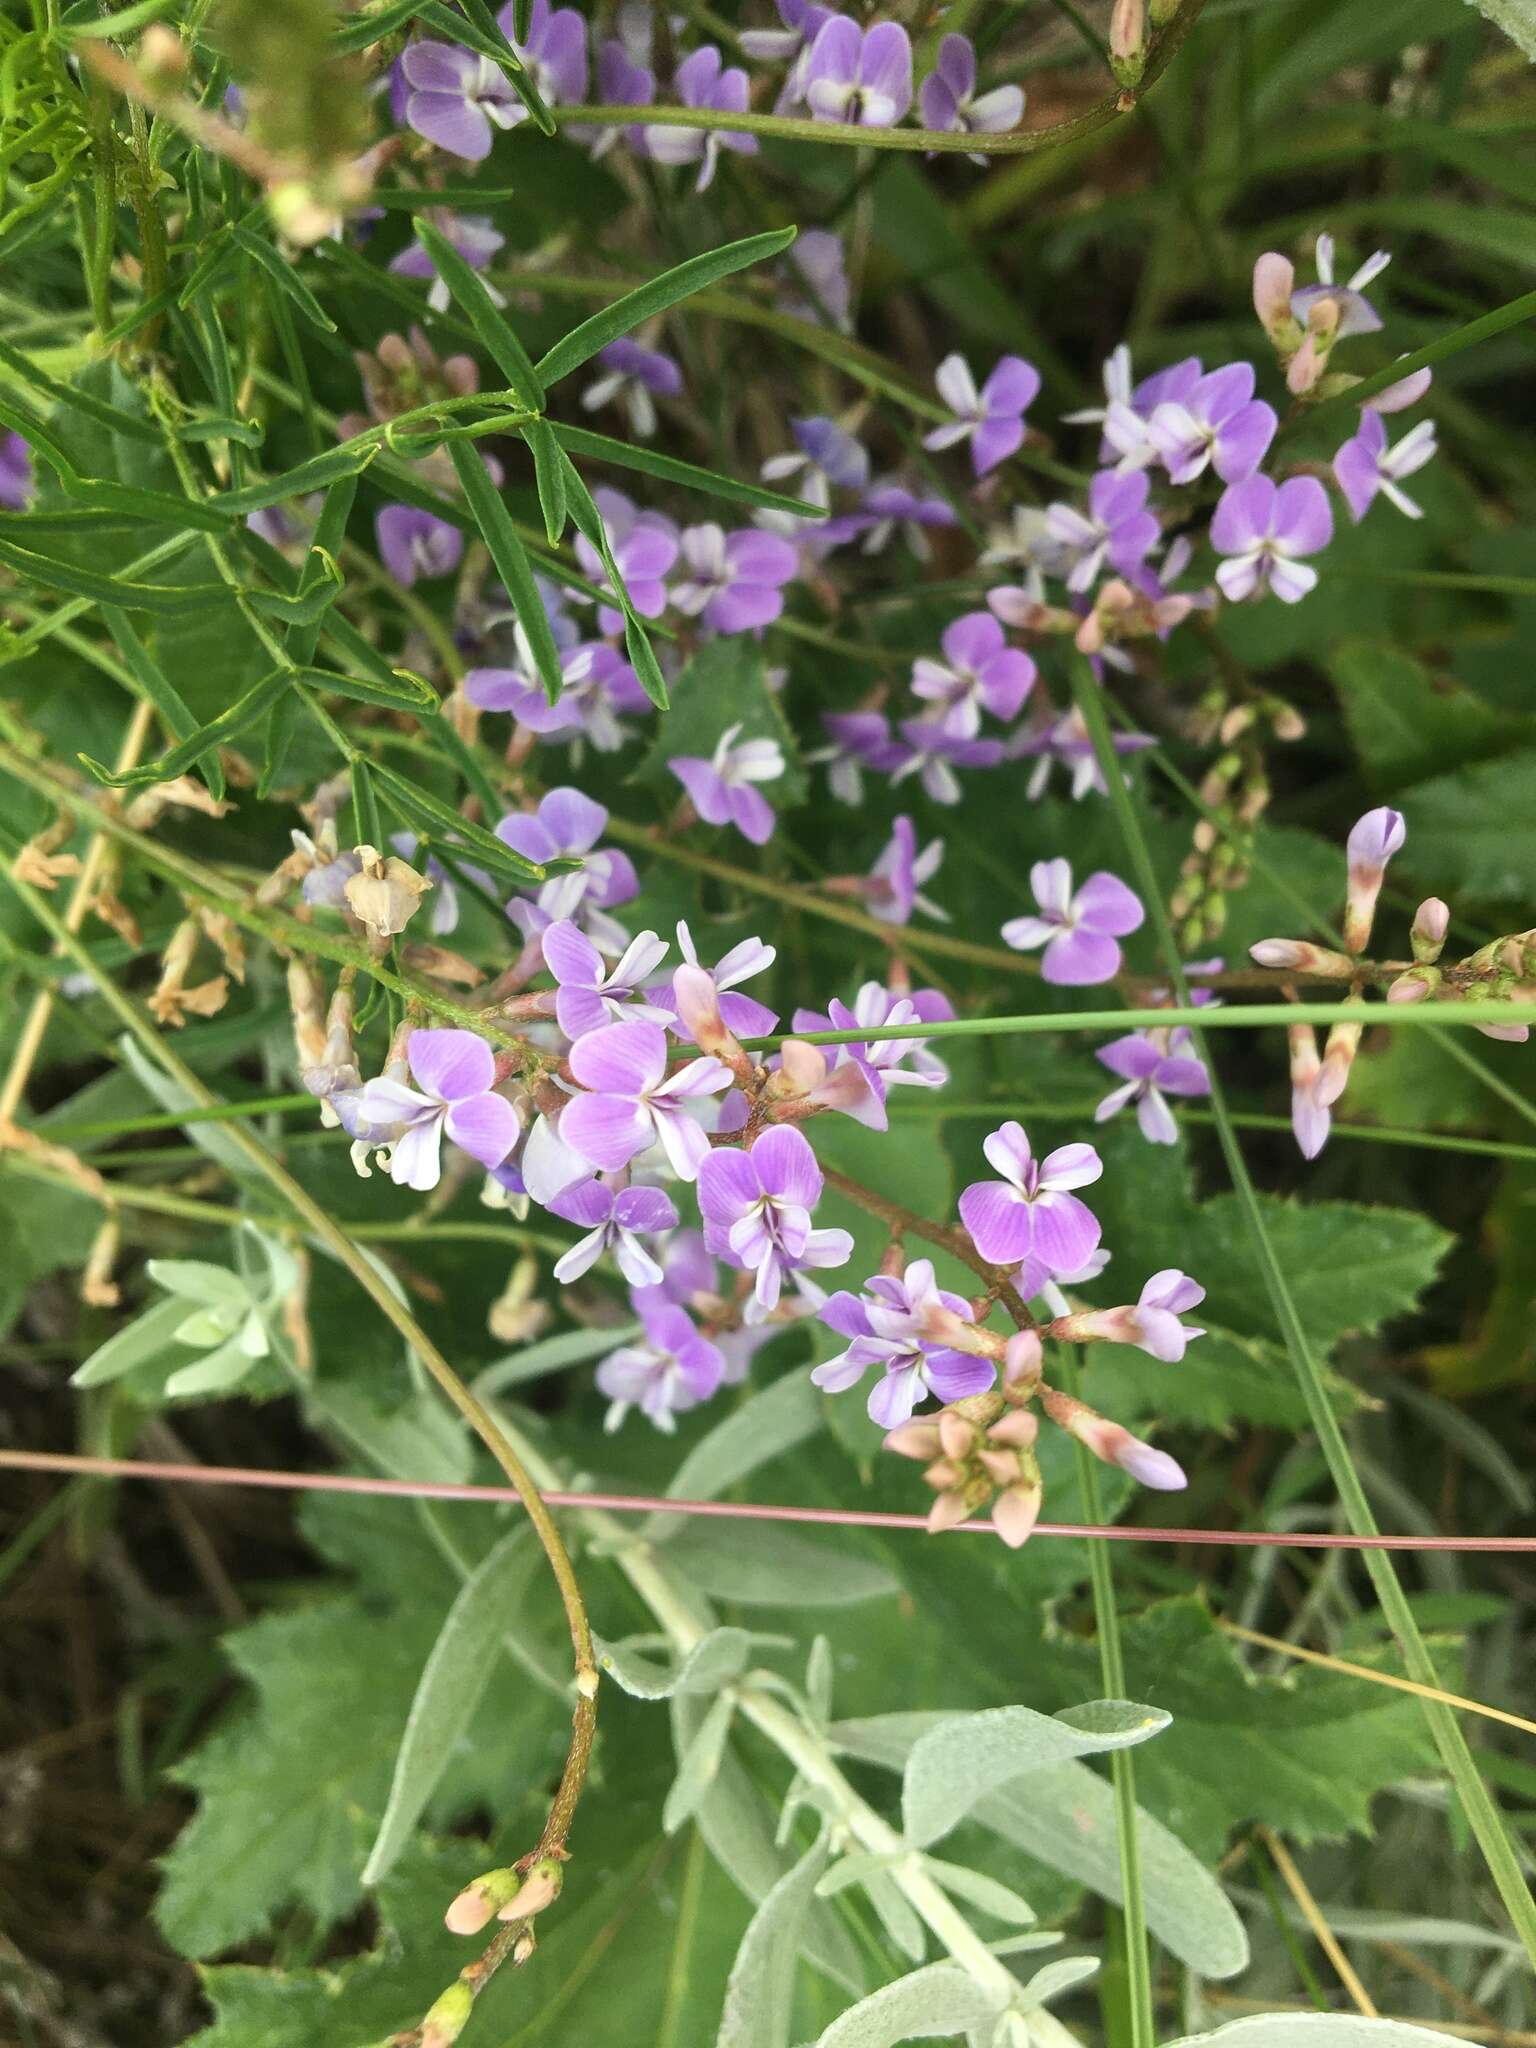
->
[[446, 1866, 521, 1935], [138, 23, 188, 82], [1343, 807, 1406, 953], [987, 1405, 1039, 1450], [1108, 0, 1147, 83], [498, 1856, 563, 1923], [937, 1410, 978, 1461], [513, 1927, 537, 1965], [1249, 938, 1356, 977], [926, 1488, 973, 1534], [1002, 1328, 1042, 1388], [673, 964, 730, 1055], [421, 1981, 474, 2048], [1286, 297, 1341, 396], [1113, 1433, 1188, 1492], [884, 1418, 943, 1461], [1387, 971, 1434, 1005], [992, 1469, 1043, 1549], [1411, 897, 1449, 964], [1252, 252, 1300, 351], [1315, 1015, 1362, 1108]]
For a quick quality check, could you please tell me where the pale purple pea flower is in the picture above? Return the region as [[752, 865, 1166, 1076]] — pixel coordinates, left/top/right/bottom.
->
[[1290, 232, 1389, 338], [1012, 1245, 1111, 1319], [499, 788, 640, 956], [562, 1018, 731, 1180], [634, 1230, 791, 1385], [669, 723, 786, 845], [389, 212, 505, 312], [573, 487, 679, 633], [857, 480, 958, 559], [862, 817, 947, 926], [1094, 1028, 1210, 1144], [1001, 858, 1144, 986], [698, 1126, 853, 1317], [923, 353, 1039, 477], [357, 1029, 519, 1191], [671, 523, 798, 634], [779, 228, 852, 330], [644, 46, 757, 190], [1, 432, 35, 510], [741, 0, 834, 108], [890, 717, 1004, 805], [468, 640, 648, 754], [812, 1260, 993, 1427], [1364, 360, 1432, 414], [548, 1178, 679, 1285], [1211, 474, 1333, 604], [399, 41, 518, 160], [808, 710, 906, 805], [1005, 705, 1155, 802], [666, 920, 779, 1040], [792, 981, 953, 1119], [581, 338, 683, 439], [1064, 348, 1204, 471], [589, 35, 654, 157], [919, 33, 1024, 154], [960, 1122, 1104, 1274], [804, 17, 913, 127], [596, 1298, 725, 1431], [375, 505, 463, 587], [1146, 362, 1277, 485], [911, 612, 1036, 735], [543, 918, 670, 1040], [760, 416, 871, 510], [1128, 1270, 1207, 1360], [1047, 470, 1160, 594], [496, 0, 589, 119], [1333, 413, 1437, 523]]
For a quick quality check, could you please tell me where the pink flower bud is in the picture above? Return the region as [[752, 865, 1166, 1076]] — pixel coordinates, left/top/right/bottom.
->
[[885, 1418, 944, 1460], [1343, 807, 1406, 953], [927, 1489, 972, 1534], [673, 963, 728, 1053], [977, 1446, 1023, 1487], [987, 1406, 1039, 1450], [498, 1857, 563, 1923], [446, 1866, 521, 1934], [1287, 1022, 1331, 1160], [1411, 897, 1449, 965], [1002, 1329, 1042, 1388], [1249, 939, 1356, 977], [1314, 1017, 1361, 1108], [1108, 0, 1146, 83], [938, 1410, 977, 1461], [993, 1480, 1043, 1549], [1252, 253, 1297, 343], [1112, 1435, 1188, 1491], [1387, 972, 1432, 1005]]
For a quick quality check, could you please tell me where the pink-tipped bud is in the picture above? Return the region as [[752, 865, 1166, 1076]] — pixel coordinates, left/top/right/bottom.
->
[[1002, 1329, 1042, 1389], [446, 1866, 521, 1935], [421, 1982, 474, 2048], [1287, 1023, 1331, 1160], [993, 1478, 1043, 1549], [498, 1856, 563, 1923], [927, 1489, 972, 1534], [1249, 938, 1356, 978], [924, 1458, 962, 1491], [1252, 253, 1298, 347], [1315, 1017, 1362, 1109], [977, 1446, 1023, 1487], [938, 1410, 978, 1462], [513, 1927, 537, 1965], [987, 1406, 1039, 1450], [1387, 972, 1434, 1005], [1108, 0, 1147, 84], [1343, 807, 1406, 953], [1411, 897, 1450, 965], [885, 1418, 943, 1461], [1113, 1434, 1188, 1492], [674, 963, 738, 1061], [1477, 1021, 1531, 1043]]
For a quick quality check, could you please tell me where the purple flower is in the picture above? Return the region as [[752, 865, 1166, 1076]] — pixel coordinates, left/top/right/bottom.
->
[[1127, 1269, 1207, 1361], [698, 1126, 853, 1317], [1064, 349, 1204, 472], [1001, 859, 1144, 985], [910, 612, 1036, 734], [1333, 412, 1436, 523], [1047, 470, 1160, 594], [778, 229, 851, 330], [1348, 806, 1406, 873], [809, 710, 907, 805], [543, 917, 671, 1040], [580, 337, 683, 439], [761, 416, 871, 510], [499, 788, 640, 954], [596, 1298, 725, 1431], [857, 480, 958, 559], [792, 981, 953, 1119], [1006, 706, 1155, 802], [588, 35, 654, 157], [356, 1029, 519, 1191], [890, 717, 1004, 805], [919, 33, 1024, 151], [1365, 360, 1432, 414], [375, 505, 463, 587], [923, 353, 1040, 477], [741, 0, 833, 107], [389, 211, 505, 312], [811, 1259, 993, 1427], [1289, 232, 1390, 339], [562, 1019, 730, 1179], [468, 640, 647, 753], [668, 921, 779, 1040], [548, 1178, 679, 1285], [862, 817, 946, 926], [671, 523, 798, 634], [1094, 1029, 1210, 1144], [669, 723, 786, 845], [804, 17, 913, 127], [399, 41, 518, 160], [644, 46, 757, 189], [1211, 475, 1332, 604], [573, 487, 679, 631], [496, 0, 588, 116], [1146, 361, 1276, 486], [0, 432, 35, 511], [959, 1122, 1104, 1273]]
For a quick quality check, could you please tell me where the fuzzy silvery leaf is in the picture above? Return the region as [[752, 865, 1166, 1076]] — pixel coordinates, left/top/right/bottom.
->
[[146, 1258, 251, 1308], [900, 1700, 1170, 1847], [664, 1521, 899, 1608], [813, 1964, 1006, 2048], [472, 1320, 642, 1397], [1013, 1955, 1100, 2006], [71, 1295, 200, 1388], [716, 1832, 830, 2048], [163, 1332, 266, 1398], [1166, 2019, 1469, 2048], [1461, 0, 1536, 58], [597, 1627, 756, 1701], [663, 1691, 736, 1832], [920, 1856, 1035, 1928]]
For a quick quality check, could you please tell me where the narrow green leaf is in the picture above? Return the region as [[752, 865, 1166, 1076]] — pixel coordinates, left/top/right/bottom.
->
[[285, 474, 359, 665], [258, 686, 303, 800], [81, 667, 291, 786], [718, 1835, 831, 2048], [596, 1626, 755, 1701], [662, 1692, 736, 1833], [561, 454, 669, 708], [300, 665, 438, 713], [361, 1526, 539, 1886], [510, 0, 532, 38], [351, 760, 382, 847], [242, 556, 345, 626], [550, 421, 827, 519], [101, 608, 225, 802], [230, 225, 338, 334], [369, 759, 543, 882], [447, 439, 563, 704], [472, 1320, 640, 1396], [0, 333, 161, 442], [921, 1856, 1036, 1927], [526, 419, 567, 543], [534, 228, 798, 386], [329, 0, 420, 52], [416, 219, 545, 409], [178, 414, 267, 448], [212, 442, 379, 517], [0, 534, 226, 613], [71, 1295, 197, 1387], [61, 472, 233, 534], [176, 228, 238, 309], [424, 707, 505, 829]]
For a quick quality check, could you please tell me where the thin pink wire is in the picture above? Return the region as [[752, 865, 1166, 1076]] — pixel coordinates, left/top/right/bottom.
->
[[5, 1448, 1535, 1551]]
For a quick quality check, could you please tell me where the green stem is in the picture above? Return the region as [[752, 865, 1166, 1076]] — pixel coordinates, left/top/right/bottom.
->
[[1070, 661, 1536, 1971], [1301, 285, 1536, 424]]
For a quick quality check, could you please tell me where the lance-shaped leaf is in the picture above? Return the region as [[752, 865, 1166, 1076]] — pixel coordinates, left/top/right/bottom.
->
[[643, 1371, 820, 1544], [212, 442, 379, 517], [230, 225, 337, 334], [80, 667, 292, 786], [102, 606, 224, 801], [447, 440, 564, 704], [416, 218, 544, 410], [812, 1964, 1005, 2048], [300, 665, 438, 714], [1167, 2020, 1468, 2048], [526, 419, 567, 543], [369, 758, 544, 883], [595, 1626, 756, 1700], [550, 422, 829, 520], [718, 1834, 831, 2048], [534, 228, 799, 387], [663, 1691, 736, 1833], [561, 454, 670, 709]]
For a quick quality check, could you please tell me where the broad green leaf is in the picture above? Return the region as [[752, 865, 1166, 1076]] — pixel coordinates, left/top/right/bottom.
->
[[550, 422, 829, 520], [664, 1520, 899, 1608], [416, 220, 544, 409], [644, 1370, 822, 1542], [71, 1294, 197, 1387], [663, 1692, 737, 1834], [145, 1259, 250, 1307], [80, 666, 290, 786], [163, 1332, 265, 1398], [473, 1319, 641, 1395], [812, 1963, 1003, 2048], [1329, 639, 1501, 787], [596, 1625, 754, 1700], [1395, 750, 1536, 900], [637, 636, 807, 810], [1167, 2019, 1468, 2048], [901, 1701, 1170, 1847], [1015, 1956, 1100, 2006], [717, 1834, 831, 2048], [534, 228, 798, 386], [447, 439, 563, 703], [362, 1525, 539, 1885]]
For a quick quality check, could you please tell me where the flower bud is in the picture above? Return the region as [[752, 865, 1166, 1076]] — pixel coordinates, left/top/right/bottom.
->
[[1387, 971, 1435, 1005], [1252, 253, 1301, 351], [884, 1418, 943, 1461], [992, 1470, 1043, 1549], [1108, 0, 1147, 87], [1287, 1022, 1330, 1160], [926, 1488, 972, 1534], [498, 1855, 564, 1922], [1249, 938, 1357, 978], [987, 1405, 1039, 1450], [446, 1866, 522, 1935], [1343, 807, 1405, 953], [1285, 297, 1341, 396], [513, 1927, 537, 1965], [1411, 897, 1449, 964], [421, 1981, 474, 2048], [1112, 1434, 1188, 1491], [673, 963, 729, 1054], [1315, 1016, 1362, 1108], [937, 1410, 978, 1461], [1002, 1329, 1042, 1389]]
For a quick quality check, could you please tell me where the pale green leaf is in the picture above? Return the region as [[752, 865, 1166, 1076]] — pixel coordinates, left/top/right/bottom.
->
[[71, 1294, 197, 1387], [1167, 2017, 1469, 2048], [597, 1625, 754, 1700], [716, 1833, 830, 2048], [1464, 0, 1536, 57], [645, 1370, 822, 1542], [813, 1963, 1004, 2048], [663, 1692, 736, 1833], [665, 1520, 899, 1608]]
